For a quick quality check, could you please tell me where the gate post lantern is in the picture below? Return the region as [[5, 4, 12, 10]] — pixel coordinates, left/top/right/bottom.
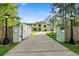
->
[[3, 13, 10, 45], [69, 13, 75, 45]]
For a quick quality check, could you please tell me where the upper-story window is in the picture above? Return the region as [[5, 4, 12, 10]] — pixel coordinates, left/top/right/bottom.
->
[[44, 25, 46, 27], [38, 24, 41, 27]]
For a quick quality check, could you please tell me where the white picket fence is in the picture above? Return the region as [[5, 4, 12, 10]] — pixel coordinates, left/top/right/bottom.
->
[[13, 25, 31, 43], [22, 25, 31, 39]]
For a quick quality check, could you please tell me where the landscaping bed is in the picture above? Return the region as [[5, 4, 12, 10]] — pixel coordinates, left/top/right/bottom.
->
[[47, 32, 79, 55], [0, 43, 17, 56]]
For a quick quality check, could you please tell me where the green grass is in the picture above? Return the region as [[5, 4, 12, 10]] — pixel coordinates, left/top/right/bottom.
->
[[47, 32, 56, 40], [62, 43, 79, 55], [47, 32, 79, 55], [0, 43, 17, 56]]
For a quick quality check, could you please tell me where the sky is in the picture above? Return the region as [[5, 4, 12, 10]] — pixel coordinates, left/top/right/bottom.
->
[[17, 3, 53, 23]]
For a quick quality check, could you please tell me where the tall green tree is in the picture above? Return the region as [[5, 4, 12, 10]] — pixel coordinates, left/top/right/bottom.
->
[[52, 3, 76, 26], [0, 3, 21, 26]]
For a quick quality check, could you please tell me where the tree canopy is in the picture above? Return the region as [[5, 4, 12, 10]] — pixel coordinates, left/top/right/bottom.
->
[[0, 3, 21, 26], [50, 3, 79, 27]]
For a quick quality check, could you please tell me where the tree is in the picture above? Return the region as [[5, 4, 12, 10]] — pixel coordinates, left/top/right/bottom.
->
[[0, 3, 21, 26], [52, 3, 77, 27]]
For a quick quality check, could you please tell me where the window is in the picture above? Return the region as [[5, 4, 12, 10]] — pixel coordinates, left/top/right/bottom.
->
[[44, 29, 47, 31], [44, 25, 46, 27], [38, 24, 41, 27]]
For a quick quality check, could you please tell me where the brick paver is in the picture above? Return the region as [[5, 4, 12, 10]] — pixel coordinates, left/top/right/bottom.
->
[[5, 32, 78, 56]]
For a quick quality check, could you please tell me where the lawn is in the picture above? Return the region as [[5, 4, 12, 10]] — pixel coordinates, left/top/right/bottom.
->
[[47, 32, 56, 40], [62, 43, 79, 55], [0, 43, 17, 56], [47, 32, 79, 55], [32, 31, 38, 35]]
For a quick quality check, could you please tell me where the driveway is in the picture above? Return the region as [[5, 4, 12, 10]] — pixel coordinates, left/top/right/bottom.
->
[[5, 32, 78, 56]]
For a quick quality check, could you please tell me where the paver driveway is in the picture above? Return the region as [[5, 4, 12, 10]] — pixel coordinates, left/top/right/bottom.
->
[[5, 32, 78, 56]]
